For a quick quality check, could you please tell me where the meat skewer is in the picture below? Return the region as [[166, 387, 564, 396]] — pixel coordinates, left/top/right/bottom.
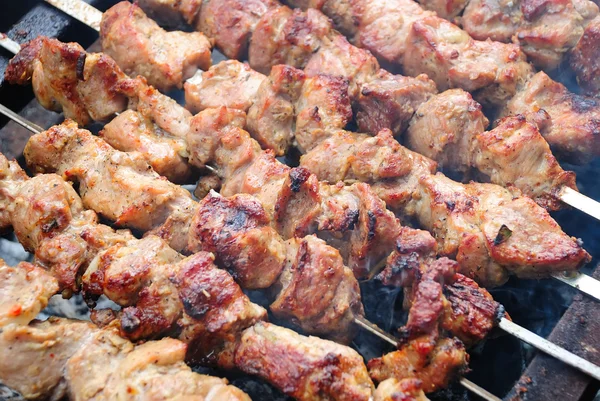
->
[[0, 34, 596, 300], [94, 0, 600, 164], [0, 148, 487, 399], [3, 30, 600, 223], [4, 107, 600, 388], [0, 154, 426, 400], [0, 260, 254, 401], [22, 1, 600, 217]]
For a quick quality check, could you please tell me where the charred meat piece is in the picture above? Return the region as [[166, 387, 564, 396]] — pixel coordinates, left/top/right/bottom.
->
[[499, 71, 600, 163], [4, 37, 127, 125], [368, 335, 468, 393], [101, 1, 212, 92], [225, 322, 375, 400], [570, 16, 600, 96]]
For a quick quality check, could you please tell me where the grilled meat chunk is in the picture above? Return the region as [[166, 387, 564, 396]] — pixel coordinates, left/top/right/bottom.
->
[[368, 336, 468, 393], [407, 91, 577, 210], [374, 379, 429, 401], [0, 318, 97, 400], [101, 1, 212, 92], [0, 261, 58, 328], [185, 60, 267, 113], [224, 322, 375, 400], [461, 0, 598, 69], [499, 71, 600, 163], [301, 129, 590, 287], [67, 328, 252, 401], [570, 16, 600, 96], [0, 318, 251, 401], [198, 0, 279, 59], [100, 109, 193, 183], [4, 37, 127, 125], [24, 120, 197, 252]]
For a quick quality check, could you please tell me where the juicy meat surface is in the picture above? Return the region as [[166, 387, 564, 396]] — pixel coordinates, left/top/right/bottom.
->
[[24, 120, 197, 252], [101, 1, 212, 92], [185, 60, 267, 113], [374, 378, 429, 401], [368, 336, 468, 393], [67, 328, 252, 401], [100, 109, 193, 183], [301, 128, 590, 287], [198, 0, 279, 59], [228, 322, 375, 401], [499, 71, 600, 163], [570, 15, 600, 96], [4, 37, 127, 125], [461, 0, 598, 69], [407, 90, 577, 210], [0, 261, 58, 328], [0, 318, 97, 400]]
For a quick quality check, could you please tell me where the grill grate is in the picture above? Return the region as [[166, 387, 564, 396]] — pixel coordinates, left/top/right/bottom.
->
[[1, 2, 600, 401]]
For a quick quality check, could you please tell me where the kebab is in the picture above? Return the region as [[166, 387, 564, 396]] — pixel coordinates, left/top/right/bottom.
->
[[114, 0, 600, 164], [0, 153, 470, 399], [408, 0, 600, 96], [4, 7, 600, 218], [0, 259, 253, 401], [188, 59, 574, 212], [3, 54, 600, 398]]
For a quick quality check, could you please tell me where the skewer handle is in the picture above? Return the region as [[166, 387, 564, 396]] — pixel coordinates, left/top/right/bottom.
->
[[559, 186, 600, 222], [0, 34, 20, 54], [499, 317, 600, 381], [552, 272, 600, 302], [44, 0, 102, 32]]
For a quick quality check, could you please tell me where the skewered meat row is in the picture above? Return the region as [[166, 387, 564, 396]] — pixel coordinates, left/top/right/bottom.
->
[[0, 155, 469, 399], [185, 61, 589, 288], [14, 37, 588, 290], [3, 34, 580, 212], [0, 155, 386, 400], [15, 110, 502, 348], [189, 59, 576, 212], [0, 259, 252, 401], [129, 0, 600, 163]]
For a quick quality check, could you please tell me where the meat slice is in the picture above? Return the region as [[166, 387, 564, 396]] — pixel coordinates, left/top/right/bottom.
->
[[101, 2, 212, 92], [229, 322, 375, 401], [570, 16, 600, 96], [4, 37, 128, 125], [499, 71, 600, 163], [137, 0, 203, 27], [374, 379, 429, 401], [185, 60, 267, 113]]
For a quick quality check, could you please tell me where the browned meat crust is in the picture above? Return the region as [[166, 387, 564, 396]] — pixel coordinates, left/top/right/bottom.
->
[[101, 1, 212, 92], [4, 37, 127, 125], [570, 16, 600, 96]]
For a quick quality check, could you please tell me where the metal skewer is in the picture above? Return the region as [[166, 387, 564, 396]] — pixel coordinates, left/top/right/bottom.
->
[[0, 101, 500, 401], [39, 0, 600, 225], [3, 26, 600, 305], [356, 314, 600, 387]]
